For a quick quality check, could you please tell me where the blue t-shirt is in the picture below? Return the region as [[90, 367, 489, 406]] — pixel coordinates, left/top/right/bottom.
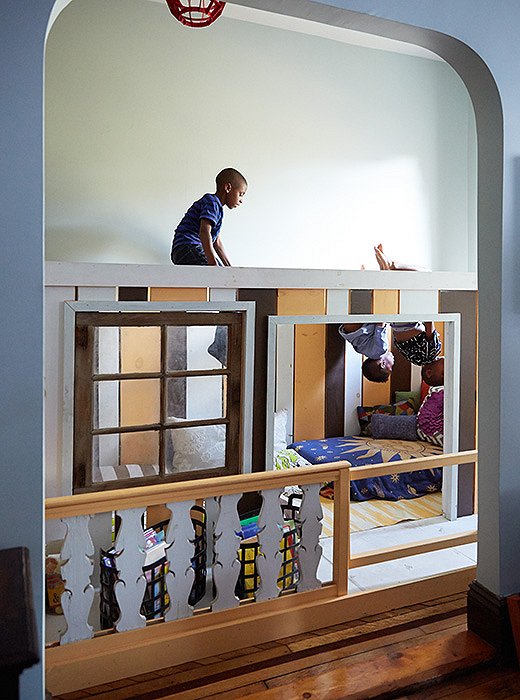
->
[[173, 193, 223, 249], [339, 324, 389, 359]]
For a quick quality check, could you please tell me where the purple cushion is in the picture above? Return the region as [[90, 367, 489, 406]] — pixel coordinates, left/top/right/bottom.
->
[[417, 388, 444, 446], [370, 413, 418, 441]]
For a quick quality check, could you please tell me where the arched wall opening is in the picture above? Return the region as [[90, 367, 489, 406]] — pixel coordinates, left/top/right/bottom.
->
[[43, 0, 503, 587], [45, 0, 478, 273]]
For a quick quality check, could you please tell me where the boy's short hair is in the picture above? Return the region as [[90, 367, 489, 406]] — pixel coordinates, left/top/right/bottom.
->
[[421, 358, 444, 387], [362, 358, 390, 383], [216, 167, 247, 189]]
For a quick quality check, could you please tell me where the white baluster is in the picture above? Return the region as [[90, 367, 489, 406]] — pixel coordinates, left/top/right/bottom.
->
[[198, 497, 219, 607], [59, 515, 95, 644], [298, 484, 323, 592], [164, 501, 195, 621], [212, 494, 241, 612], [113, 507, 147, 632], [256, 489, 284, 602]]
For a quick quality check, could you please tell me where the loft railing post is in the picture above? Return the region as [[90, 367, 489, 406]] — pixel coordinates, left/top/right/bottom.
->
[[332, 465, 350, 597]]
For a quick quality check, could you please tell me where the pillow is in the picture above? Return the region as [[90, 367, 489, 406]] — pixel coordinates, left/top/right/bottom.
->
[[417, 387, 444, 447], [168, 423, 226, 473], [370, 413, 418, 441], [357, 399, 415, 437], [274, 447, 311, 471], [273, 408, 289, 455], [394, 390, 421, 412]]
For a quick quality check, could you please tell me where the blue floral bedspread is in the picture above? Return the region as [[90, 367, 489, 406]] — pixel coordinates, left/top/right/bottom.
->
[[288, 436, 442, 501]]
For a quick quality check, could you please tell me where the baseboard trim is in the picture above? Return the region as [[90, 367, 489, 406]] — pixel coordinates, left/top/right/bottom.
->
[[467, 579, 515, 660]]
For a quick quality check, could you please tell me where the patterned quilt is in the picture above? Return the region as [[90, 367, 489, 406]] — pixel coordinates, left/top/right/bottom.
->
[[288, 436, 442, 501]]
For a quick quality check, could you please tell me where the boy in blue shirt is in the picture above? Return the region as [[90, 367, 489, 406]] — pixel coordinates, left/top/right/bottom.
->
[[171, 167, 247, 266]]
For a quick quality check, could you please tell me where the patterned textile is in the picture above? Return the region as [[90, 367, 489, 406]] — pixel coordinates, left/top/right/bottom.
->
[[274, 448, 312, 471], [357, 399, 416, 437], [394, 329, 442, 366], [417, 387, 444, 447], [288, 436, 442, 501]]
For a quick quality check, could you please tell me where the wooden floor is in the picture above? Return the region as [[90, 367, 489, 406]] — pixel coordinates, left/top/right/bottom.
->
[[52, 593, 520, 700]]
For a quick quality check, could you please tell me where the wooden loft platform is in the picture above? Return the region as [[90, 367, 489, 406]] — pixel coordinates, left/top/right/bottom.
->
[[45, 260, 477, 292], [49, 593, 511, 700]]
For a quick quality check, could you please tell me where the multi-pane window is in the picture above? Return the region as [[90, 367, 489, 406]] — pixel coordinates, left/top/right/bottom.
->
[[73, 310, 246, 493]]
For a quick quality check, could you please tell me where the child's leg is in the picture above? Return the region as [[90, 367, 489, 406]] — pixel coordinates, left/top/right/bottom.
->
[[171, 244, 208, 265]]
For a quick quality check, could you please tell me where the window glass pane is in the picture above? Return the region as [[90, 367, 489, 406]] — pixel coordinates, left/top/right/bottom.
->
[[95, 327, 120, 374], [167, 376, 226, 422], [121, 326, 161, 373], [92, 431, 159, 483], [165, 425, 226, 473], [94, 326, 161, 375], [166, 325, 228, 371], [94, 379, 160, 429]]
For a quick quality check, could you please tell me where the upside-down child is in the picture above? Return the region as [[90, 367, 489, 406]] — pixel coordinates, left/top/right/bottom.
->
[[339, 322, 421, 383], [339, 321, 444, 385], [373, 243, 444, 386], [171, 167, 247, 266]]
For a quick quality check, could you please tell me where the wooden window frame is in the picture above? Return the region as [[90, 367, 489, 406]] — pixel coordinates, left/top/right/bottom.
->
[[66, 304, 254, 494]]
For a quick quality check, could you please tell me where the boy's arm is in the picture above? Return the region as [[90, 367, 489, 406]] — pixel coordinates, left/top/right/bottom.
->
[[424, 321, 435, 338], [199, 219, 219, 265], [213, 236, 232, 266], [374, 244, 429, 271], [341, 322, 384, 333]]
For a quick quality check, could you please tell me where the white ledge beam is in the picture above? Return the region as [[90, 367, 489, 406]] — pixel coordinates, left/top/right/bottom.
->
[[46, 262, 476, 291]]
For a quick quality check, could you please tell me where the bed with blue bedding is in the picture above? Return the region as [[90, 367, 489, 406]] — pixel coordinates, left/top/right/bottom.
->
[[288, 436, 442, 501]]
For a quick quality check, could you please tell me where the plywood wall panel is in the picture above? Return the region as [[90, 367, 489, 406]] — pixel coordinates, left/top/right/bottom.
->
[[149, 287, 208, 301], [277, 290, 326, 441], [237, 289, 278, 472]]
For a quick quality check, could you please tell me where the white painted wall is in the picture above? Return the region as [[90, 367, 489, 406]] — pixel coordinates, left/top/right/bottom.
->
[[45, 0, 477, 272]]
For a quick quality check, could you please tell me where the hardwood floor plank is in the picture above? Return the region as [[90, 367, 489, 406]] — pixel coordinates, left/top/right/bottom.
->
[[418, 614, 468, 634], [61, 595, 476, 700], [286, 599, 465, 652], [247, 630, 495, 700], [153, 628, 426, 700], [395, 664, 520, 699], [189, 681, 270, 699]]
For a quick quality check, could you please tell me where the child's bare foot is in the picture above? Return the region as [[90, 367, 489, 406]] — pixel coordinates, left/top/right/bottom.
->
[[374, 244, 393, 270]]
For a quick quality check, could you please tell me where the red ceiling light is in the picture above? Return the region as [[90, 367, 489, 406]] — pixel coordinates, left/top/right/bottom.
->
[[165, 0, 226, 28]]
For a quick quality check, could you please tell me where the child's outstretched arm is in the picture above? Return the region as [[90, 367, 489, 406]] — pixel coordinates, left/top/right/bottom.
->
[[199, 219, 219, 265], [214, 236, 231, 266], [374, 243, 429, 271]]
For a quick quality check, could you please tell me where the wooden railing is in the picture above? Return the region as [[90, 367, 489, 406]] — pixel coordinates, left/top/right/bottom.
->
[[45, 450, 477, 694]]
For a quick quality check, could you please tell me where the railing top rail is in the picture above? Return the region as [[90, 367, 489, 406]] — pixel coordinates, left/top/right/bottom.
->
[[45, 461, 348, 520], [45, 450, 477, 521]]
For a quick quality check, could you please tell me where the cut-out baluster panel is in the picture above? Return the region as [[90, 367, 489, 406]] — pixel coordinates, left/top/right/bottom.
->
[[164, 500, 196, 622], [256, 488, 284, 602], [59, 515, 95, 645], [212, 493, 242, 612], [297, 483, 323, 592], [113, 507, 147, 632]]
